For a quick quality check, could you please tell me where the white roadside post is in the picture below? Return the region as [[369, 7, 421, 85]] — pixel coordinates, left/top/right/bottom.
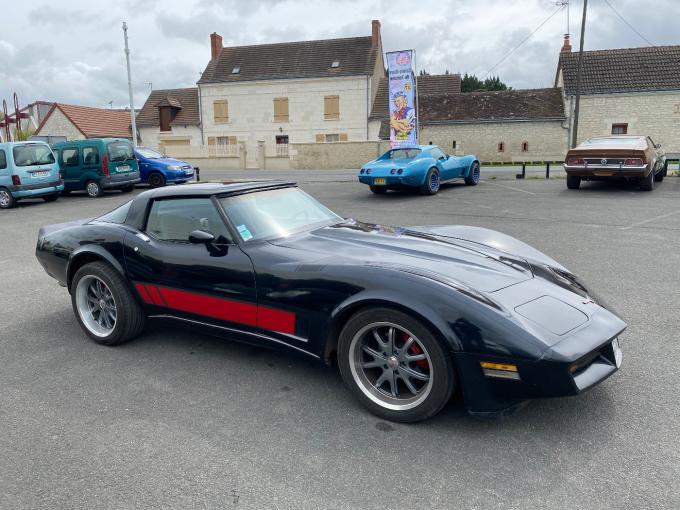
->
[[122, 21, 138, 147]]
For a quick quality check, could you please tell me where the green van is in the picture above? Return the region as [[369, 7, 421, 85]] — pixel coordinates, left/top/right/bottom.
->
[[52, 138, 141, 197]]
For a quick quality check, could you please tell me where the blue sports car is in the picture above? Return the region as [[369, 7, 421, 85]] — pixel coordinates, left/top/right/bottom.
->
[[358, 145, 480, 195]]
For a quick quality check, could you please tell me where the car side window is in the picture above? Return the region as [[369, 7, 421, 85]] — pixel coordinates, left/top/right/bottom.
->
[[0, 149, 6, 170], [431, 148, 446, 160], [145, 198, 232, 244], [61, 147, 79, 167], [82, 146, 100, 166]]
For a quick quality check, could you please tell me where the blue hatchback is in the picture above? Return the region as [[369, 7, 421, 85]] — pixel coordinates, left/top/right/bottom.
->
[[134, 146, 194, 187]]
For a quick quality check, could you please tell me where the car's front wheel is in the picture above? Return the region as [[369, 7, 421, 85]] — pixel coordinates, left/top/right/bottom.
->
[[338, 307, 455, 422], [654, 163, 665, 182], [465, 162, 480, 185], [71, 261, 146, 346], [148, 172, 166, 188]]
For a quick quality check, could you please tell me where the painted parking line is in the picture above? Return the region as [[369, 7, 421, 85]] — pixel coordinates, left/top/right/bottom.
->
[[480, 180, 536, 195], [619, 210, 680, 230]]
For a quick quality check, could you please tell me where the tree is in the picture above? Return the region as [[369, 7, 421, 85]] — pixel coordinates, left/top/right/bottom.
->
[[461, 73, 510, 92]]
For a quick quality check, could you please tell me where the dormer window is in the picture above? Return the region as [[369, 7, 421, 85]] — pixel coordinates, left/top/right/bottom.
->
[[331, 61, 340, 68], [232, 66, 240, 74]]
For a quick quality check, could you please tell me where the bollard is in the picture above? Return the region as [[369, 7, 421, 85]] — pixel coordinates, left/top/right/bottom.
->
[[546, 162, 550, 179], [195, 167, 200, 182], [516, 162, 526, 179]]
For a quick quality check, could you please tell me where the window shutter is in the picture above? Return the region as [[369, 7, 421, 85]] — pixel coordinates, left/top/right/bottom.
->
[[207, 137, 216, 145], [315, 134, 324, 143], [229, 136, 237, 145], [214, 100, 228, 123], [274, 97, 289, 122], [339, 133, 348, 142], [324, 96, 339, 120]]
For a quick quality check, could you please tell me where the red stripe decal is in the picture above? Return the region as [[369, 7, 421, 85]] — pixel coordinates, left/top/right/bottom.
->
[[134, 282, 153, 304], [147, 285, 166, 306], [258, 305, 296, 335], [156, 286, 259, 327]]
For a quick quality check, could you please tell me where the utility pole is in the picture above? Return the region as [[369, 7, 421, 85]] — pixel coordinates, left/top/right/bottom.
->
[[122, 22, 138, 147], [571, 0, 587, 148]]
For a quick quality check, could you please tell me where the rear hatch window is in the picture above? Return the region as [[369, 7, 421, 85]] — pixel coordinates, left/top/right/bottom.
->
[[12, 144, 56, 168], [107, 141, 136, 173]]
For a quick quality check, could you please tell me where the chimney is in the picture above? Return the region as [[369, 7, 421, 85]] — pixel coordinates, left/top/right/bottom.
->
[[210, 32, 223, 60], [371, 20, 381, 47], [561, 33, 572, 53]]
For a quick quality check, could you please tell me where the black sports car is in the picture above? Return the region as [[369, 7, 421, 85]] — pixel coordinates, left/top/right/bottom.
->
[[36, 181, 625, 422]]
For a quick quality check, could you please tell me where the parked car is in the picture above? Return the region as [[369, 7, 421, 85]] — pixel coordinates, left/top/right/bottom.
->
[[0, 141, 64, 209], [52, 138, 141, 198], [563, 135, 667, 191], [36, 181, 625, 422], [358, 145, 480, 195], [134, 146, 194, 188]]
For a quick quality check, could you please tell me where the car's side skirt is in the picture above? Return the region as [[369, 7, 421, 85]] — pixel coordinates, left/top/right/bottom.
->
[[147, 314, 320, 359]]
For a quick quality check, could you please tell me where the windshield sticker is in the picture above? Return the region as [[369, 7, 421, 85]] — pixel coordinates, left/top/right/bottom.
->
[[236, 224, 253, 241]]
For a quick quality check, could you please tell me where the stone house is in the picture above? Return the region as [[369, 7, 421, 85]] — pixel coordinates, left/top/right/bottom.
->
[[33, 103, 134, 140], [136, 88, 201, 152], [556, 37, 680, 154], [197, 20, 385, 156]]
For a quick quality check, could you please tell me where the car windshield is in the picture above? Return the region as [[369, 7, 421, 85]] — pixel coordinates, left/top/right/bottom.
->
[[107, 141, 135, 162], [136, 147, 164, 159], [387, 148, 421, 160], [219, 187, 342, 242], [582, 137, 643, 146], [12, 144, 55, 167]]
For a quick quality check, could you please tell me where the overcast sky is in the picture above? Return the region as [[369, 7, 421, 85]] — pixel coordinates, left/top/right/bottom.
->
[[1, 0, 677, 110]]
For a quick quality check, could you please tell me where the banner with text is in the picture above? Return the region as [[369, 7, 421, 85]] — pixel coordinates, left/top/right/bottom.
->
[[387, 50, 417, 147]]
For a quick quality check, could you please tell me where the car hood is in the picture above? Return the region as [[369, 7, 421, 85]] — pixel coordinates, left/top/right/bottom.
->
[[270, 220, 534, 292]]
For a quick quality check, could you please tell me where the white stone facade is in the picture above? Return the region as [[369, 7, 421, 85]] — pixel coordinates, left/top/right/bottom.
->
[[35, 108, 84, 140], [139, 125, 202, 150], [199, 75, 375, 146]]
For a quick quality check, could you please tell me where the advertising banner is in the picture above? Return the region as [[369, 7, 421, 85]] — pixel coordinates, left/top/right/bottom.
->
[[386, 50, 417, 147]]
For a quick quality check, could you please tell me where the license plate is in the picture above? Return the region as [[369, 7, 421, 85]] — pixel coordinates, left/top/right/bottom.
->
[[612, 338, 623, 368], [32, 171, 49, 178], [117, 164, 130, 171], [373, 178, 386, 185], [185, 169, 194, 175]]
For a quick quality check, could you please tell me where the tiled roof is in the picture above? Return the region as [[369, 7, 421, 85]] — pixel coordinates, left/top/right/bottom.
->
[[198, 36, 378, 84], [377, 88, 564, 139], [36, 103, 133, 138], [558, 45, 680, 95], [136, 88, 200, 127], [369, 74, 462, 119]]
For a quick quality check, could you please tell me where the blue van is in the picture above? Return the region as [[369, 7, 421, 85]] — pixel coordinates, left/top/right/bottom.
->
[[134, 146, 194, 187], [52, 138, 141, 198], [0, 141, 64, 209]]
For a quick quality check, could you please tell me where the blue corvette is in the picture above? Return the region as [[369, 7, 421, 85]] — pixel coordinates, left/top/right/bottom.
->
[[134, 146, 195, 188], [358, 145, 480, 195]]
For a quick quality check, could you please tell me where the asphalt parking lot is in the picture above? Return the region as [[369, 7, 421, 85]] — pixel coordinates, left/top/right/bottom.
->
[[1, 168, 679, 509]]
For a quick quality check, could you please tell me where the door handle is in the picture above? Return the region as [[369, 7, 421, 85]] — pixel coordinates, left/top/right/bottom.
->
[[135, 232, 151, 243]]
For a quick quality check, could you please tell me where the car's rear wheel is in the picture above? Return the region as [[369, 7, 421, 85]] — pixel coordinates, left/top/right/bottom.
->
[[369, 185, 387, 194], [566, 175, 581, 189], [86, 180, 104, 198], [42, 193, 59, 202], [148, 172, 166, 188], [0, 187, 17, 209], [71, 261, 145, 346], [654, 163, 665, 182], [338, 307, 455, 422], [420, 168, 440, 195], [465, 161, 480, 185], [640, 169, 654, 191]]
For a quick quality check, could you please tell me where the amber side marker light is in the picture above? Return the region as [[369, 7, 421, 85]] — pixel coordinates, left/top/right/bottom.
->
[[480, 361, 520, 380]]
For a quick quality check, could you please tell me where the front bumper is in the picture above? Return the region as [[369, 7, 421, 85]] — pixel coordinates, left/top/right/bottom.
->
[[10, 180, 64, 198], [102, 171, 141, 189], [564, 164, 649, 178]]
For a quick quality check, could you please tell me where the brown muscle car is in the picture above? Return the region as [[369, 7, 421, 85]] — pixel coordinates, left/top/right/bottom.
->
[[563, 135, 667, 191]]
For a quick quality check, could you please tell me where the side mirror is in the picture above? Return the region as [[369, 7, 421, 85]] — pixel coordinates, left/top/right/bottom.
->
[[188, 230, 215, 244], [655, 144, 662, 149]]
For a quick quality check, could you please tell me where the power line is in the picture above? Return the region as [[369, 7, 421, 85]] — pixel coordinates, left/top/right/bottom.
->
[[484, 6, 565, 77], [603, 0, 655, 46]]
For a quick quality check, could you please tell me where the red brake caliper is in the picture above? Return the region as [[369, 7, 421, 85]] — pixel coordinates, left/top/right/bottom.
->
[[404, 332, 429, 369]]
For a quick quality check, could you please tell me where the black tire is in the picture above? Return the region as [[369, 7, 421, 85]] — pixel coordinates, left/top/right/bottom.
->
[[654, 163, 664, 182], [148, 172, 166, 188], [0, 187, 17, 209], [640, 169, 654, 191], [120, 184, 135, 193], [71, 261, 146, 346], [42, 193, 59, 202], [85, 180, 104, 198], [420, 167, 440, 195], [566, 175, 581, 190], [464, 161, 481, 186], [369, 185, 387, 194], [337, 307, 455, 423]]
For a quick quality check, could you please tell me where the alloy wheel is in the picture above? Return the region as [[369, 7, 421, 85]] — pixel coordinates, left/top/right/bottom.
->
[[75, 275, 117, 337], [0, 190, 10, 208]]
